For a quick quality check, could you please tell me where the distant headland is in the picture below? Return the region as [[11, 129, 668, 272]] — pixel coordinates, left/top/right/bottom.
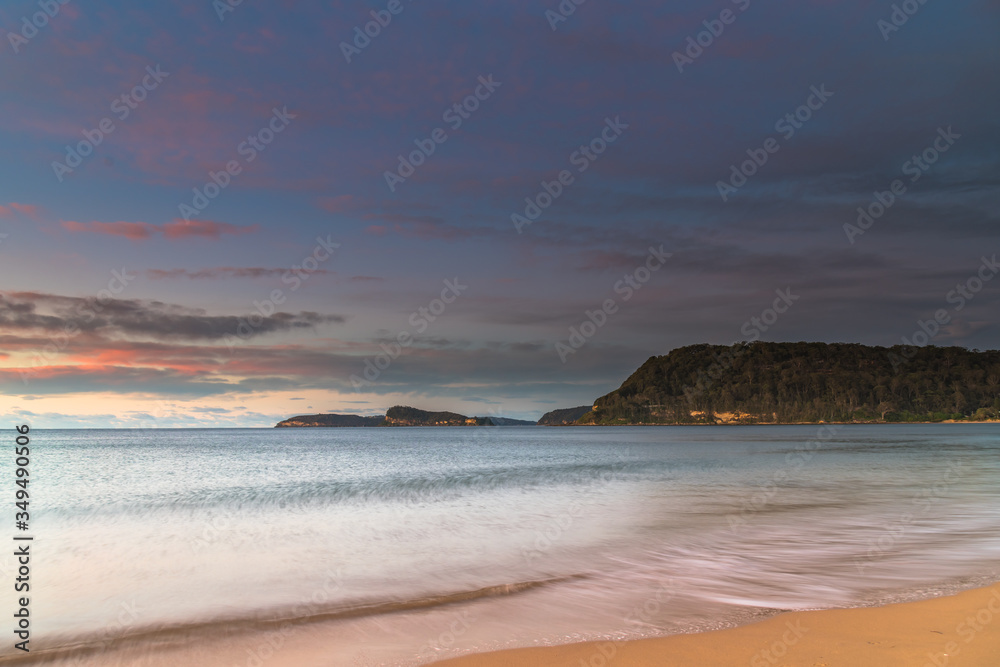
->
[[276, 342, 1000, 427], [275, 405, 535, 428]]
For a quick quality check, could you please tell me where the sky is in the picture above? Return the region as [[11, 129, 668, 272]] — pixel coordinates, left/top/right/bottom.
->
[[0, 0, 998, 427]]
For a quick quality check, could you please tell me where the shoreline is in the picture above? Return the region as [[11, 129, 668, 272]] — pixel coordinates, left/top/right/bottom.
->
[[6, 579, 998, 666], [272, 420, 1000, 428], [562, 420, 1000, 426], [431, 583, 1000, 666]]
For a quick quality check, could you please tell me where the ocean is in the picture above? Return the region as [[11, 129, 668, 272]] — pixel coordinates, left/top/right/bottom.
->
[[6, 424, 1000, 665]]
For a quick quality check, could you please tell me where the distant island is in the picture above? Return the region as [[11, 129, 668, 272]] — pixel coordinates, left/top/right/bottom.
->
[[276, 343, 1000, 427], [275, 405, 535, 428], [275, 414, 386, 428]]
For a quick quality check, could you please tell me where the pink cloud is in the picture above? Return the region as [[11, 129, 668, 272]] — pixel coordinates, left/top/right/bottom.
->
[[61, 219, 258, 241], [0, 203, 40, 218], [11, 203, 39, 216]]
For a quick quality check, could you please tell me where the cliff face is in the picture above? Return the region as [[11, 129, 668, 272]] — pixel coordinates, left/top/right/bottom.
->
[[275, 414, 385, 427], [537, 406, 592, 425], [582, 342, 1000, 425]]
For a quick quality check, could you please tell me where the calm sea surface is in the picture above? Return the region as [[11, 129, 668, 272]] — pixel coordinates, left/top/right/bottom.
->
[[6, 424, 1000, 664]]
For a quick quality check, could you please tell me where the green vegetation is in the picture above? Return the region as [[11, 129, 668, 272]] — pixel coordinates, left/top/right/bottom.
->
[[385, 406, 473, 426], [275, 413, 385, 427], [581, 342, 1000, 425], [276, 407, 534, 427], [538, 406, 593, 425], [385, 406, 534, 426]]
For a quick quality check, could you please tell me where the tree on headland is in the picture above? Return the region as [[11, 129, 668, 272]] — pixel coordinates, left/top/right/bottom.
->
[[580, 342, 1000, 425]]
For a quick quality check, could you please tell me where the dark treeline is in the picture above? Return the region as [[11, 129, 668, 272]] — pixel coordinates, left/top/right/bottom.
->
[[537, 406, 593, 425], [583, 342, 1000, 424]]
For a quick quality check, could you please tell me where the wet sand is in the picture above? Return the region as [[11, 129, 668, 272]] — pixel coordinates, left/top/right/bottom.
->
[[432, 583, 1000, 667]]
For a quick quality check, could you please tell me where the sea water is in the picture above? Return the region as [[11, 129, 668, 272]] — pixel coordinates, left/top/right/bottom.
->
[[5, 424, 999, 665]]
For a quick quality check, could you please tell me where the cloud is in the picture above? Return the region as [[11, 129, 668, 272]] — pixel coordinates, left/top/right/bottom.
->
[[62, 220, 153, 240], [162, 220, 259, 239], [146, 267, 332, 280], [0, 292, 345, 342], [0, 203, 40, 218], [60, 219, 258, 240], [0, 365, 224, 396]]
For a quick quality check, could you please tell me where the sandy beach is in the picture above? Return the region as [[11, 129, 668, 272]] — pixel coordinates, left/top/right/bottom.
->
[[432, 584, 1000, 667]]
